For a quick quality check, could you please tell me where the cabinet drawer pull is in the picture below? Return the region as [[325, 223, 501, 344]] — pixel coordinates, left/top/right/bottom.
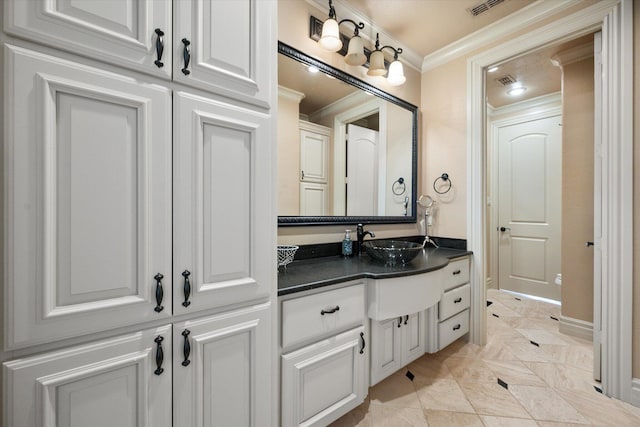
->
[[154, 336, 164, 375], [453, 324, 461, 331], [404, 315, 409, 325], [154, 273, 164, 312], [154, 28, 165, 68], [182, 270, 192, 307], [454, 297, 463, 303], [359, 332, 366, 354], [181, 38, 191, 75], [181, 329, 191, 366], [452, 269, 461, 275], [397, 316, 402, 328], [320, 306, 340, 315]]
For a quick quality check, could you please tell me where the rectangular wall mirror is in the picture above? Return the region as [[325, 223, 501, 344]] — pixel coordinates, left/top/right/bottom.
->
[[277, 42, 418, 226]]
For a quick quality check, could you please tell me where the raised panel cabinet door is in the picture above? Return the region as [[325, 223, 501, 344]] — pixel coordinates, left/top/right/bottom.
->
[[281, 326, 367, 427], [300, 129, 328, 183], [3, 325, 172, 427], [172, 303, 271, 427], [173, 0, 275, 108], [173, 91, 273, 314], [370, 317, 402, 385], [401, 311, 426, 366], [5, 0, 171, 78], [4, 45, 172, 349]]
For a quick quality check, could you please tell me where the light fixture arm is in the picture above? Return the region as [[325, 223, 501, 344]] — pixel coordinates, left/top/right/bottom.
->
[[338, 18, 365, 36], [373, 33, 403, 59]]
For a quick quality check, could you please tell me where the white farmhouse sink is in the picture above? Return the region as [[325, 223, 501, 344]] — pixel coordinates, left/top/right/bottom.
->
[[367, 268, 444, 320]]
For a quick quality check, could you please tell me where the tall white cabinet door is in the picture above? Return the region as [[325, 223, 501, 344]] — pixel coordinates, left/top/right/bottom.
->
[[173, 303, 271, 427], [3, 325, 172, 427], [401, 311, 426, 366], [173, 0, 275, 108], [4, 0, 172, 78], [173, 91, 272, 314], [4, 45, 172, 349], [370, 318, 402, 385], [300, 128, 329, 183]]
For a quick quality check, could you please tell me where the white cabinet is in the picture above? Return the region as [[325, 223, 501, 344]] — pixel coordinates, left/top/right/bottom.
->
[[281, 326, 367, 427], [4, 45, 172, 349], [172, 91, 273, 315], [173, 0, 274, 108], [299, 182, 329, 216], [173, 303, 271, 427], [5, 0, 172, 78], [299, 122, 330, 183], [3, 325, 173, 427], [370, 311, 426, 385]]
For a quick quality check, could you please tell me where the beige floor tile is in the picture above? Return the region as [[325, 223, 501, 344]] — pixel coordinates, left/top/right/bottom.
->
[[423, 410, 484, 427], [536, 422, 594, 427], [328, 399, 372, 427], [524, 362, 598, 392], [369, 405, 428, 427], [507, 385, 589, 424], [444, 356, 497, 383], [487, 302, 523, 318], [483, 359, 547, 386], [407, 355, 454, 381], [458, 381, 530, 418], [479, 415, 539, 427], [508, 342, 557, 363], [614, 399, 640, 420], [537, 343, 594, 370], [501, 316, 559, 330], [369, 373, 422, 408], [413, 377, 475, 413], [516, 328, 573, 345], [475, 340, 520, 361], [555, 388, 640, 426]]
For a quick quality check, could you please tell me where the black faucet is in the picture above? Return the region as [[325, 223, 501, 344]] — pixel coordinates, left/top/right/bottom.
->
[[356, 223, 375, 256]]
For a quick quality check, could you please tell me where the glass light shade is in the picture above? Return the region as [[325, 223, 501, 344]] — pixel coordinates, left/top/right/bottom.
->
[[344, 36, 366, 66], [367, 50, 387, 76], [318, 19, 342, 52], [387, 60, 406, 86]]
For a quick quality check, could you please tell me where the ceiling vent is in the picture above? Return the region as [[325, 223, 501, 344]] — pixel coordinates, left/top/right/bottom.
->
[[496, 74, 517, 86], [468, 0, 505, 17]]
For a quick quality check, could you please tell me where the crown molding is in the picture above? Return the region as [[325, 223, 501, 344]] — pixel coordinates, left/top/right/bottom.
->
[[489, 92, 562, 118], [278, 85, 306, 103], [422, 0, 583, 72], [306, 0, 423, 72], [550, 41, 594, 68]]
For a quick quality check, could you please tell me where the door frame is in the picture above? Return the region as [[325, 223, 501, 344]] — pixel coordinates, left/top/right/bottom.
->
[[467, 0, 633, 402], [488, 95, 562, 295]]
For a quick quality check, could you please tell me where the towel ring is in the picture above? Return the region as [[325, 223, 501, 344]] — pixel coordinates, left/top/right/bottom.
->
[[433, 173, 452, 194], [392, 177, 406, 195]]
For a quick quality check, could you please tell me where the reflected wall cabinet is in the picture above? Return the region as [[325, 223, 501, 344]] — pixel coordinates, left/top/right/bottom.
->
[[2, 1, 277, 426]]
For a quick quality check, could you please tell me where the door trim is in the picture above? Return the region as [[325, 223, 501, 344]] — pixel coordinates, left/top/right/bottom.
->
[[467, 0, 633, 401]]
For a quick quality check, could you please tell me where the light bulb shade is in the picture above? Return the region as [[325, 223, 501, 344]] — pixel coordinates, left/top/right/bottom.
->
[[387, 60, 406, 86], [344, 36, 366, 66], [318, 19, 342, 52], [367, 50, 387, 76]]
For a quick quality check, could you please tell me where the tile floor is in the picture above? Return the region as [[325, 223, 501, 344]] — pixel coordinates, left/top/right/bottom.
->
[[329, 289, 640, 427]]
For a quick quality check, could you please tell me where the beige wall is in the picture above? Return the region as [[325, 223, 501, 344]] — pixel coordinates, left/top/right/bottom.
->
[[560, 57, 595, 323], [277, 93, 302, 216], [633, 0, 640, 380], [277, 0, 422, 244]]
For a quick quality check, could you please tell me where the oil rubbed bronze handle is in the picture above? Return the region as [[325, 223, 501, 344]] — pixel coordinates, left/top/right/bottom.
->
[[182, 270, 192, 307], [404, 315, 409, 325], [181, 38, 191, 75], [397, 317, 402, 328], [321, 306, 339, 315], [453, 324, 461, 331], [452, 270, 461, 275], [154, 28, 165, 67], [181, 329, 191, 366], [154, 336, 164, 375], [359, 332, 366, 354], [454, 297, 462, 303], [154, 273, 164, 312]]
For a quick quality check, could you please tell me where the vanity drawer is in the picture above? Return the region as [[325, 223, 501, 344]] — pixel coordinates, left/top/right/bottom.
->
[[439, 283, 470, 320], [443, 257, 470, 291], [438, 309, 469, 349], [282, 283, 365, 350]]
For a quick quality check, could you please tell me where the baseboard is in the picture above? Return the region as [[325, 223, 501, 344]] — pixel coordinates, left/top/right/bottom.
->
[[558, 315, 593, 341], [631, 378, 640, 407]]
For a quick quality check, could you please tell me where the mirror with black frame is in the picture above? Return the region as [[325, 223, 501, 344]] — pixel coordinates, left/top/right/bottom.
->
[[277, 42, 418, 226]]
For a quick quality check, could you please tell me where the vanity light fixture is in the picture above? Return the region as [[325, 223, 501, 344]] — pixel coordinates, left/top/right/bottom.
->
[[318, 0, 367, 66], [368, 33, 406, 86]]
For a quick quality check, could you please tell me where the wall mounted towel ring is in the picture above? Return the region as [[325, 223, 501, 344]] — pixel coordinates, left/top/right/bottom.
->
[[392, 177, 406, 195], [433, 173, 452, 194]]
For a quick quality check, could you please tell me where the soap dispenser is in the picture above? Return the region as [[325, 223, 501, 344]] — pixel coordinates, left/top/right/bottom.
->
[[342, 229, 353, 256]]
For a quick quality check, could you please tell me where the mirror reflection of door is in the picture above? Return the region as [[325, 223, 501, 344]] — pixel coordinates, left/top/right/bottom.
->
[[346, 123, 379, 216]]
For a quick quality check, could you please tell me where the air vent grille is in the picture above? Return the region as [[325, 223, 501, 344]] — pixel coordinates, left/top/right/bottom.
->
[[468, 0, 505, 16], [496, 74, 516, 86]]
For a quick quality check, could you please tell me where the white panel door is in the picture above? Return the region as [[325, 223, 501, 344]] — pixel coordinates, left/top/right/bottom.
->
[[346, 124, 379, 216], [281, 326, 367, 427], [4, 45, 172, 349], [401, 311, 426, 366], [300, 130, 328, 183], [498, 115, 562, 300], [5, 0, 171, 78], [370, 317, 402, 385], [173, 91, 272, 314], [173, 0, 274, 108], [173, 303, 271, 427], [3, 325, 172, 427], [299, 182, 328, 216]]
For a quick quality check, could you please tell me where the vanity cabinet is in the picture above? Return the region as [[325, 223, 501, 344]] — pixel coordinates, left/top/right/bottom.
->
[[426, 256, 471, 352], [370, 310, 426, 385], [280, 282, 368, 427]]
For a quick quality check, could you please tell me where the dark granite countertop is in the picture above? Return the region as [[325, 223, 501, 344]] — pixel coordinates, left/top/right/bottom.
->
[[277, 247, 472, 296]]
